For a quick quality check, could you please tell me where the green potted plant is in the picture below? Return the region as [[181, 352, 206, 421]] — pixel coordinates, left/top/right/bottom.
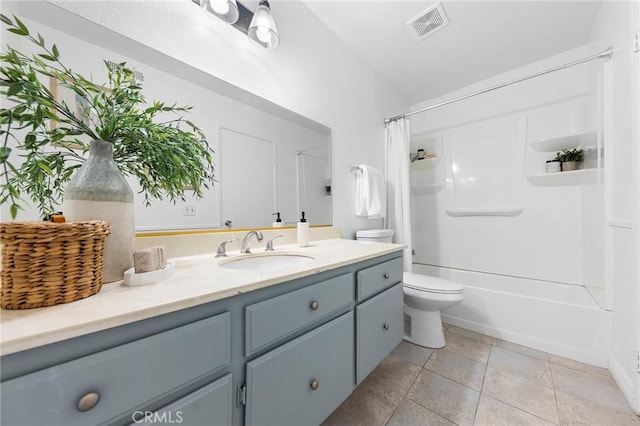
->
[[0, 15, 215, 305], [555, 148, 583, 172]]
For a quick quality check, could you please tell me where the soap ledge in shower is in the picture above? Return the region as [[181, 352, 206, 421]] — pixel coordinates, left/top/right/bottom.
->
[[445, 208, 524, 217]]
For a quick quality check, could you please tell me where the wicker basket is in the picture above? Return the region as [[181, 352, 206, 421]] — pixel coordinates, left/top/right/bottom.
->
[[0, 221, 110, 309]]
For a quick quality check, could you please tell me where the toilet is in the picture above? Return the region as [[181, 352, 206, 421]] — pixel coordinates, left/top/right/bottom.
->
[[355, 229, 464, 349]]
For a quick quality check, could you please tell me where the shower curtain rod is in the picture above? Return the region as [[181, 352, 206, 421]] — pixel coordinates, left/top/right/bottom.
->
[[384, 47, 613, 125]]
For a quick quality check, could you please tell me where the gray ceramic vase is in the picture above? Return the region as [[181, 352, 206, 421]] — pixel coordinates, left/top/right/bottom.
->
[[63, 139, 134, 283]]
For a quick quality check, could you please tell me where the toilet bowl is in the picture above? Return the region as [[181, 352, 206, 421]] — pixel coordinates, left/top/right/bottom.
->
[[403, 272, 464, 348], [355, 229, 464, 349]]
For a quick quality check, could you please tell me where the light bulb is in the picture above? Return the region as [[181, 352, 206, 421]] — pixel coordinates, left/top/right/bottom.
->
[[256, 26, 271, 43], [211, 0, 230, 15]]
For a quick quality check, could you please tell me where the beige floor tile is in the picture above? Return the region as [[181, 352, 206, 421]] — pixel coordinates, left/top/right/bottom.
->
[[407, 370, 480, 426], [333, 375, 403, 426], [474, 393, 557, 426], [446, 325, 494, 344], [549, 354, 611, 379], [386, 398, 456, 426], [488, 346, 552, 387], [391, 340, 434, 367], [482, 368, 559, 424], [551, 363, 631, 414], [321, 406, 363, 426], [555, 390, 640, 426], [367, 354, 422, 394], [442, 330, 492, 364], [425, 349, 487, 391], [493, 338, 549, 361]]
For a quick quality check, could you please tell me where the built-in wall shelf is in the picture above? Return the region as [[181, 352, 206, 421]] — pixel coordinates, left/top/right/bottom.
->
[[411, 183, 444, 196], [445, 207, 524, 217], [526, 168, 600, 186], [529, 131, 596, 152], [410, 157, 440, 171]]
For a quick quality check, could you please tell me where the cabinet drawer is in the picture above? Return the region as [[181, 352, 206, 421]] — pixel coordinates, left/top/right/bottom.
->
[[356, 257, 403, 301], [356, 284, 403, 383], [245, 273, 353, 356], [130, 374, 233, 426], [245, 312, 354, 426], [0, 313, 230, 426]]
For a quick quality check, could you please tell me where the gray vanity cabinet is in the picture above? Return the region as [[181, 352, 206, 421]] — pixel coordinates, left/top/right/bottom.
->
[[0, 251, 403, 426], [245, 312, 354, 426]]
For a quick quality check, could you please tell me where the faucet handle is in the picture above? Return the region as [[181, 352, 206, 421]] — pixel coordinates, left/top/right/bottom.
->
[[215, 238, 238, 258], [265, 235, 284, 251]]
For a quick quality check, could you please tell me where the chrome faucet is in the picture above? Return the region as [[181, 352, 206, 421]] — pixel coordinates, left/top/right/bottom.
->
[[265, 235, 284, 251], [240, 230, 264, 254], [215, 238, 238, 258]]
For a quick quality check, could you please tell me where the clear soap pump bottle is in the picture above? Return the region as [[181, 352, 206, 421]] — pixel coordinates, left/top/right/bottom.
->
[[297, 211, 309, 247]]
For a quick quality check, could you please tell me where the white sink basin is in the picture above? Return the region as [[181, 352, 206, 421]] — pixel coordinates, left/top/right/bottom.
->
[[219, 253, 315, 271]]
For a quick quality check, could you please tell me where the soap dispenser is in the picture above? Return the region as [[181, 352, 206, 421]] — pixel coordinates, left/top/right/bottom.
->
[[297, 211, 309, 247], [272, 212, 284, 227]]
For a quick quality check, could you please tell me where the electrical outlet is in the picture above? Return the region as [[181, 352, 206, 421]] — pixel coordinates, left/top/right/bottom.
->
[[183, 205, 196, 216]]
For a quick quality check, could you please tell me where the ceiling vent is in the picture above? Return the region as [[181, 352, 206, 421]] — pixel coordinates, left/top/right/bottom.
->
[[407, 3, 449, 40]]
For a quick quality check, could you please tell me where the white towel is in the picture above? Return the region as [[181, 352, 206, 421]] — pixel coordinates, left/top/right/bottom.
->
[[355, 165, 386, 219]]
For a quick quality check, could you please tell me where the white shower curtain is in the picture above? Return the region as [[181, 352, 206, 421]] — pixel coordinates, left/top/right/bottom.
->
[[385, 118, 413, 273]]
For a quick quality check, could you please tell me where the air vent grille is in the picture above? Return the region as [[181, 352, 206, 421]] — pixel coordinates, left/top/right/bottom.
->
[[408, 3, 449, 40]]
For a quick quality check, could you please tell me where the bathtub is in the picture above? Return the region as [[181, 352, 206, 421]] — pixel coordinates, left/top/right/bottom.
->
[[413, 264, 611, 367]]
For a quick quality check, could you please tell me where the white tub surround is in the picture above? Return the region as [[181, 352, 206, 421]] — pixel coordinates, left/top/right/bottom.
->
[[0, 238, 404, 356]]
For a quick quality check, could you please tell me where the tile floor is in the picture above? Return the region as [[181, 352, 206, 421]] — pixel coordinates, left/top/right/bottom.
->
[[323, 324, 640, 426]]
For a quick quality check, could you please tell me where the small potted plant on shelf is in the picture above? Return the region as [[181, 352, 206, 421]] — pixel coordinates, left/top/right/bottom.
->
[[0, 15, 215, 308], [555, 148, 583, 172]]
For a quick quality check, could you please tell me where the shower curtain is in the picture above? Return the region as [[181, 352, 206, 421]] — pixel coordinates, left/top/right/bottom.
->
[[385, 118, 413, 273]]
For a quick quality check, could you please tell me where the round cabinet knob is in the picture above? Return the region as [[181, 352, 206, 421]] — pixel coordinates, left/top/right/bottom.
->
[[77, 391, 100, 412], [310, 379, 319, 390], [310, 301, 319, 311], [383, 323, 390, 331], [383, 273, 390, 279]]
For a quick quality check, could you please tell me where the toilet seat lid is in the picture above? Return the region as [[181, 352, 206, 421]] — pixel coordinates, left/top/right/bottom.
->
[[403, 272, 464, 294]]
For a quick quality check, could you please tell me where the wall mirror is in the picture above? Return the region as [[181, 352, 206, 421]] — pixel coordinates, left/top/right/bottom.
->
[[9, 2, 332, 233]]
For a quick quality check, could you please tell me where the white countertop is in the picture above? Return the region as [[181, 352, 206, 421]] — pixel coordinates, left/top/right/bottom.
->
[[0, 238, 403, 356]]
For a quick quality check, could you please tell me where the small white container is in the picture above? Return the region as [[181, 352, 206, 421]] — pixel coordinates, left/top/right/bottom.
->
[[546, 160, 562, 173], [297, 212, 309, 247]]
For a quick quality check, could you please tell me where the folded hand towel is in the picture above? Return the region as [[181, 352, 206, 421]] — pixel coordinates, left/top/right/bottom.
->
[[355, 165, 386, 219]]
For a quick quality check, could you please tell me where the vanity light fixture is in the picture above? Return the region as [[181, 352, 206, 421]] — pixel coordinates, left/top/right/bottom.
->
[[201, 0, 240, 24], [247, 0, 280, 50], [196, 0, 279, 50]]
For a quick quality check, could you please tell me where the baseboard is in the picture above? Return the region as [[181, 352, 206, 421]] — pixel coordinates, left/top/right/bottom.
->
[[441, 313, 608, 367], [608, 354, 639, 414]]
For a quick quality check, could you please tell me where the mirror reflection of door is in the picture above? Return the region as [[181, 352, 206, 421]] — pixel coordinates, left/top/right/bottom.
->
[[220, 129, 275, 228], [297, 144, 331, 225]]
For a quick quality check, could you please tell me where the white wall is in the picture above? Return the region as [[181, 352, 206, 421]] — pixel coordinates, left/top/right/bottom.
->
[[588, 0, 640, 412], [12, 0, 408, 238], [410, 45, 604, 288]]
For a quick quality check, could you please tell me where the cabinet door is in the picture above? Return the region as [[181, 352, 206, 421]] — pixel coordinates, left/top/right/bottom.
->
[[356, 257, 403, 301], [129, 374, 233, 426], [356, 284, 403, 383], [0, 313, 230, 426], [245, 312, 354, 426], [245, 272, 353, 356]]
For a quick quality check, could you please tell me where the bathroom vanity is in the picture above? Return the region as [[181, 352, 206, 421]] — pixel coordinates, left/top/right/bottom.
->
[[0, 239, 403, 426]]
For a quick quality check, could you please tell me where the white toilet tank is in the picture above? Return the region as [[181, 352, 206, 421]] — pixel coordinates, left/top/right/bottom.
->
[[355, 229, 393, 243]]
